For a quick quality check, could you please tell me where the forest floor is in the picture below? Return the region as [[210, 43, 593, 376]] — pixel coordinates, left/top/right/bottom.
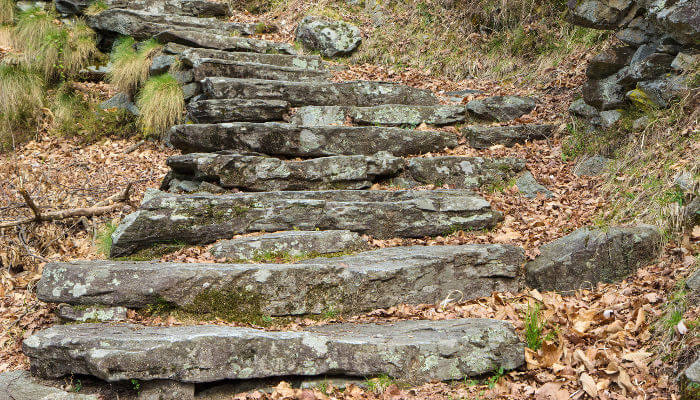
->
[[1, 9, 699, 400]]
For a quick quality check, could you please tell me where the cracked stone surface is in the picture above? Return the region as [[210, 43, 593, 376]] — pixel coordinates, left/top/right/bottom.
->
[[209, 230, 368, 261], [167, 122, 458, 156], [165, 151, 403, 191], [200, 78, 438, 106], [191, 59, 331, 82], [153, 30, 296, 54], [186, 99, 290, 123], [39, 244, 523, 314], [525, 225, 661, 292], [106, 188, 501, 256], [290, 104, 469, 126], [23, 319, 524, 383], [180, 48, 326, 70], [461, 124, 555, 148]]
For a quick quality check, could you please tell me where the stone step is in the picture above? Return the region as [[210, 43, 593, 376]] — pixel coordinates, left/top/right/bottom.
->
[[186, 99, 290, 123], [290, 104, 469, 126], [461, 124, 555, 148], [104, 0, 231, 17], [38, 244, 523, 314], [23, 319, 524, 383], [192, 58, 332, 82], [86, 9, 256, 40], [109, 189, 502, 257], [465, 96, 537, 122], [163, 152, 525, 192], [167, 122, 458, 156], [209, 230, 369, 261], [154, 29, 296, 54], [200, 78, 439, 106], [181, 48, 326, 70]]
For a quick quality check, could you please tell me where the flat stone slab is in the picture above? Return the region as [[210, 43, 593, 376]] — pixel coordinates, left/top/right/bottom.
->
[[39, 244, 522, 314], [180, 48, 326, 70], [109, 189, 501, 257], [103, 0, 231, 17], [210, 230, 368, 261], [0, 370, 98, 400], [164, 152, 525, 191], [192, 59, 331, 82], [461, 124, 555, 148], [165, 152, 403, 191], [24, 319, 525, 383], [167, 123, 458, 156], [526, 225, 661, 292], [154, 30, 296, 54], [465, 96, 536, 122], [186, 99, 289, 123], [200, 78, 439, 106], [290, 105, 469, 126], [86, 9, 253, 40]]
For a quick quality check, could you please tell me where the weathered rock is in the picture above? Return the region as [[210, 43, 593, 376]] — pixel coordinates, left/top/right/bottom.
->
[[615, 16, 657, 46], [291, 104, 468, 126], [587, 46, 635, 78], [568, 98, 600, 119], [57, 304, 127, 322], [574, 155, 612, 176], [40, 244, 522, 313], [649, 0, 700, 46], [465, 96, 536, 122], [149, 54, 175, 75], [55, 0, 89, 16], [398, 156, 526, 188], [582, 74, 627, 110], [104, 0, 230, 17], [192, 58, 331, 82], [167, 123, 458, 157], [108, 189, 501, 256], [86, 9, 254, 40], [139, 380, 194, 400], [166, 152, 403, 191], [596, 110, 622, 128], [686, 197, 700, 229], [99, 92, 139, 116], [682, 357, 700, 400], [78, 64, 111, 82], [525, 225, 661, 292], [171, 69, 193, 84], [295, 16, 362, 57], [617, 52, 675, 86], [181, 82, 200, 100], [516, 172, 553, 199], [24, 319, 524, 383], [0, 370, 98, 400], [461, 124, 554, 148], [187, 99, 289, 123], [210, 230, 368, 261], [687, 269, 700, 305], [200, 78, 439, 106], [180, 48, 326, 70], [568, 0, 636, 29], [154, 30, 296, 54], [672, 52, 699, 71], [631, 75, 688, 108]]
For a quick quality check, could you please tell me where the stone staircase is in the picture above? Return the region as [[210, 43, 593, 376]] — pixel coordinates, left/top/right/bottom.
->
[[16, 1, 569, 396]]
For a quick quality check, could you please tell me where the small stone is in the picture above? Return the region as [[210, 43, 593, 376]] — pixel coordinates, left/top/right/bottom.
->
[[632, 116, 650, 130], [171, 69, 193, 84], [516, 171, 553, 199], [526, 225, 661, 292], [634, 75, 689, 109], [568, 99, 600, 119], [466, 96, 536, 122], [149, 54, 175, 75], [138, 380, 194, 400], [181, 82, 200, 100], [99, 93, 139, 116], [582, 74, 626, 110], [687, 269, 700, 305], [674, 171, 694, 192], [0, 370, 98, 400], [568, 0, 635, 29], [574, 155, 611, 177], [586, 46, 635, 79], [682, 357, 700, 399], [615, 17, 657, 46], [595, 110, 621, 128], [57, 304, 127, 322], [295, 16, 362, 58], [672, 52, 699, 71]]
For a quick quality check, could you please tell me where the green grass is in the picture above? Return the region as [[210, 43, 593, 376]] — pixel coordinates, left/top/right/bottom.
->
[[524, 302, 546, 351], [136, 73, 184, 137], [364, 374, 396, 393], [109, 37, 162, 95], [84, 0, 108, 15], [95, 221, 117, 257]]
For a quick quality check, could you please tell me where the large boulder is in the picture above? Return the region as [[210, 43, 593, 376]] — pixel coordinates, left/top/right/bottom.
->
[[526, 225, 661, 292], [295, 16, 362, 57], [567, 0, 636, 29]]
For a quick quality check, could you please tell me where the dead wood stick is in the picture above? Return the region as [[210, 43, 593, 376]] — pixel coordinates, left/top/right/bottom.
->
[[0, 183, 132, 229]]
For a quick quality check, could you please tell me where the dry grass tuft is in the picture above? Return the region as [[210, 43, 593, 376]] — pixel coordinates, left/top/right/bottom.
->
[[108, 37, 162, 95], [0, 0, 14, 24], [136, 73, 184, 138], [0, 64, 43, 150]]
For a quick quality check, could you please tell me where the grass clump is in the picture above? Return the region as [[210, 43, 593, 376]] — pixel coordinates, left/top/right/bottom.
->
[[95, 221, 117, 257], [0, 0, 14, 24], [108, 37, 162, 95], [136, 73, 184, 137], [0, 64, 43, 150], [84, 0, 108, 15], [364, 374, 397, 393], [524, 302, 546, 351]]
